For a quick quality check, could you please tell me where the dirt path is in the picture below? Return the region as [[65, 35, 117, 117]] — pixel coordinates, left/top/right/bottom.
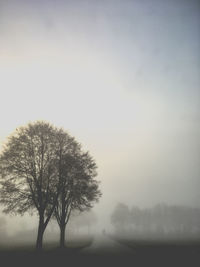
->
[[81, 234, 134, 255]]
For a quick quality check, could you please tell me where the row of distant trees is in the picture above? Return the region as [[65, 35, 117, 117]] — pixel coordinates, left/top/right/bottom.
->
[[68, 210, 97, 236], [111, 203, 200, 239], [0, 121, 101, 249]]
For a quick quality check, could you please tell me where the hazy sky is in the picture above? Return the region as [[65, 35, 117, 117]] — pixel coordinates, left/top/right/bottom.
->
[[0, 0, 200, 232]]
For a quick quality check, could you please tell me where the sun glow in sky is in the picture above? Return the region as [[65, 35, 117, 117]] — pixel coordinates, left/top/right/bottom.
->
[[0, 0, 200, 232]]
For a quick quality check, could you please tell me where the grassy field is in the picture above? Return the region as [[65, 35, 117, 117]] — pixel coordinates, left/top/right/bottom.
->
[[0, 235, 94, 267], [0, 234, 93, 250], [110, 235, 200, 266], [0, 235, 200, 267]]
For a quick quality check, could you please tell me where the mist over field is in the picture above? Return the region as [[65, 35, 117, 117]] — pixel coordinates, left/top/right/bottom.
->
[[0, 1, 200, 259]]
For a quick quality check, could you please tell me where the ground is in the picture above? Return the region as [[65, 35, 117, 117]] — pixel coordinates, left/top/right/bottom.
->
[[0, 234, 199, 267]]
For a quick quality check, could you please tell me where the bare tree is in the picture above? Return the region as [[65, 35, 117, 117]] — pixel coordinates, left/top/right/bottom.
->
[[0, 121, 79, 250], [54, 151, 101, 248]]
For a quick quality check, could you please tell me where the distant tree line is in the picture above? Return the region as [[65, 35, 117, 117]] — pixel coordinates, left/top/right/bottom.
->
[[111, 203, 200, 239], [68, 210, 97, 236], [0, 121, 101, 250]]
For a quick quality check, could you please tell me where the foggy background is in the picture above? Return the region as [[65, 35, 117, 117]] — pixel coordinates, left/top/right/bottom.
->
[[0, 0, 200, 241]]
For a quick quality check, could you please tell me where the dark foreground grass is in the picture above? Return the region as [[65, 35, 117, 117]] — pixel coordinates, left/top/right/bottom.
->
[[0, 236, 200, 267], [110, 236, 200, 267], [0, 236, 93, 267]]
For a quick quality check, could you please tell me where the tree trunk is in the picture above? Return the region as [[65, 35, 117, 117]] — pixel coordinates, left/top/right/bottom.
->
[[36, 215, 45, 250], [59, 223, 66, 248]]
